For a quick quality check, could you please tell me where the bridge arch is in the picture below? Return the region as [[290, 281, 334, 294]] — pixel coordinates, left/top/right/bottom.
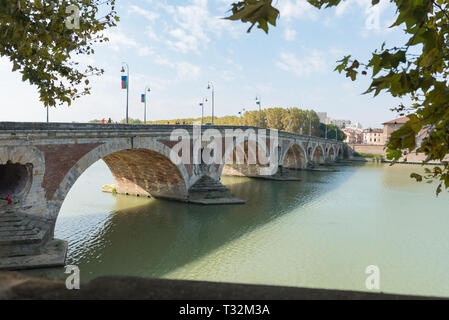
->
[[0, 146, 46, 216], [281, 143, 307, 170], [327, 146, 336, 162], [219, 135, 270, 178], [336, 146, 344, 159], [48, 138, 190, 222], [312, 145, 325, 164]]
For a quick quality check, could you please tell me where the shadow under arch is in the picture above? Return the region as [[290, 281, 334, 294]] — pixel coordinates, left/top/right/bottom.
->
[[219, 135, 270, 178], [337, 146, 344, 159], [48, 140, 190, 231], [282, 143, 307, 170], [312, 145, 325, 164], [327, 146, 336, 162]]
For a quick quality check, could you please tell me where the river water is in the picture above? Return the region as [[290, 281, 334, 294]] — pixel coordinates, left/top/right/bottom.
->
[[25, 161, 449, 297]]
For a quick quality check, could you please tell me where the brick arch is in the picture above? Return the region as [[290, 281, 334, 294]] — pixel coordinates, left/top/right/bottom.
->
[[281, 143, 307, 170], [218, 137, 270, 177], [312, 144, 325, 164], [47, 139, 190, 222]]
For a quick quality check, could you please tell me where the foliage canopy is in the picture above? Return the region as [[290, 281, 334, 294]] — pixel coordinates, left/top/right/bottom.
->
[[0, 0, 118, 107]]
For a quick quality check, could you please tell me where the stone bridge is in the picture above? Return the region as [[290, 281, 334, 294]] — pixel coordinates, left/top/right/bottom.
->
[[0, 122, 347, 269]]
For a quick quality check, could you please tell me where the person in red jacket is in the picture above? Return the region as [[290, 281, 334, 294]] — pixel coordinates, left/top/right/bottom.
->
[[6, 193, 12, 205]]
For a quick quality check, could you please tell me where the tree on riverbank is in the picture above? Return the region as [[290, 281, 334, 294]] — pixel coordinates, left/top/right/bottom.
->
[[0, 1, 118, 107], [226, 0, 449, 194]]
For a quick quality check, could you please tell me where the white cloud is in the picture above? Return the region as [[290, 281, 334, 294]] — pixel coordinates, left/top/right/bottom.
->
[[158, 0, 240, 53], [146, 25, 160, 41], [334, 0, 392, 34], [103, 29, 138, 51], [176, 62, 201, 80], [278, 0, 317, 21], [284, 28, 297, 42], [137, 47, 154, 57], [151, 54, 201, 80], [129, 5, 159, 23], [276, 50, 327, 77]]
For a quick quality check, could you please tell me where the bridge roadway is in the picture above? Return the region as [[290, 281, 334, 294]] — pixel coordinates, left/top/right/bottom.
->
[[0, 122, 347, 269]]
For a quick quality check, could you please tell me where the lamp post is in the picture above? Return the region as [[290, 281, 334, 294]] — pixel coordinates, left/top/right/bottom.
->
[[46, 107, 49, 123], [256, 96, 262, 127], [121, 62, 129, 124], [309, 115, 312, 136], [143, 86, 151, 124], [287, 109, 292, 132], [199, 98, 208, 125], [207, 82, 215, 125], [239, 108, 245, 125]]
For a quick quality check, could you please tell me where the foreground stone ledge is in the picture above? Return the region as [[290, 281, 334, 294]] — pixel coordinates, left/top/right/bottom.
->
[[0, 271, 443, 300], [0, 239, 67, 271]]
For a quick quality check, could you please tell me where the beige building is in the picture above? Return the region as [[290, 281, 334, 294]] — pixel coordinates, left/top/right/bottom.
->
[[363, 128, 384, 145], [360, 116, 410, 146], [382, 116, 410, 143], [343, 128, 363, 144]]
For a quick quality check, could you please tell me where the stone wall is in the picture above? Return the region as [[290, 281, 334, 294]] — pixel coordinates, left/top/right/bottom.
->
[[350, 144, 386, 156], [0, 272, 441, 300]]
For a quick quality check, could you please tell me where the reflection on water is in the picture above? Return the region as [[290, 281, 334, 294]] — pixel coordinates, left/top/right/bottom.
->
[[24, 161, 449, 297]]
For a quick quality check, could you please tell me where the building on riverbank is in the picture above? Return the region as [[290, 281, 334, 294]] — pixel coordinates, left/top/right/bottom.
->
[[362, 128, 385, 145], [342, 127, 363, 144], [382, 116, 410, 142]]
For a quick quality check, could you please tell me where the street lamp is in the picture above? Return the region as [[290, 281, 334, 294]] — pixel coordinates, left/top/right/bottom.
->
[[256, 96, 262, 127], [199, 98, 208, 125], [143, 86, 151, 124], [207, 82, 215, 125], [287, 109, 292, 132], [121, 62, 129, 124], [239, 108, 245, 125], [46, 107, 49, 123], [309, 114, 312, 136]]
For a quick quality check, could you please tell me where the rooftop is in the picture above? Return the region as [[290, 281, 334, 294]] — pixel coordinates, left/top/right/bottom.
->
[[363, 128, 383, 133], [383, 116, 410, 125]]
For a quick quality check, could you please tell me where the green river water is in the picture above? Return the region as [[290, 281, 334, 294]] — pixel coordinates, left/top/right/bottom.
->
[[24, 161, 449, 297]]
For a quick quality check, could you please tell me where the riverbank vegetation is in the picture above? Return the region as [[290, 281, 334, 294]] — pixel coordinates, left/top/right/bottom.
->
[[90, 107, 346, 141], [352, 152, 383, 160]]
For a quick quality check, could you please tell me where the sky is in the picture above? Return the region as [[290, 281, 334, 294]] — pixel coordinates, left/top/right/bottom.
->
[[0, 0, 411, 128]]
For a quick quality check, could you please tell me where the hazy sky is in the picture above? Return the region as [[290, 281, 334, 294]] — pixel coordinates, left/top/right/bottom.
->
[[0, 0, 410, 128]]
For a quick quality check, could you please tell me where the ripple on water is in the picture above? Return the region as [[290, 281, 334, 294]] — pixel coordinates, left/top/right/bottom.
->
[[50, 163, 449, 297]]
